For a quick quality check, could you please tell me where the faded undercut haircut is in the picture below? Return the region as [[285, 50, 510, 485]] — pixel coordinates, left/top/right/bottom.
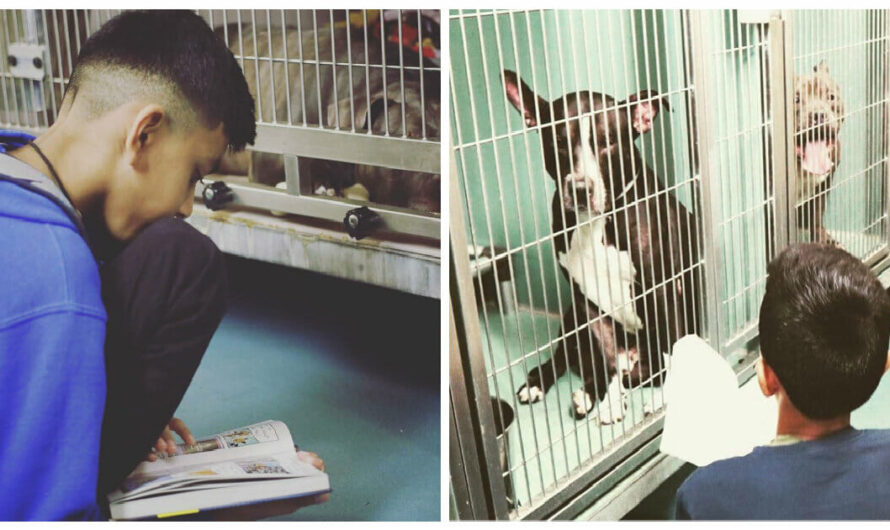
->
[[66, 10, 256, 150], [759, 243, 890, 419]]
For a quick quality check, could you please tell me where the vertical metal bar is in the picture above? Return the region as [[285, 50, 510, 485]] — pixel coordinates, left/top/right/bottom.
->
[[418, 9, 426, 139], [284, 154, 300, 195], [250, 10, 263, 123], [281, 10, 293, 126], [345, 9, 355, 132], [39, 10, 59, 123], [329, 9, 339, 129], [311, 11, 324, 128], [688, 10, 723, 348], [782, 9, 798, 249], [296, 11, 308, 127], [380, 9, 390, 136], [449, 145, 510, 520], [397, 9, 407, 137], [362, 9, 372, 134], [884, 10, 890, 255], [265, 9, 277, 123]]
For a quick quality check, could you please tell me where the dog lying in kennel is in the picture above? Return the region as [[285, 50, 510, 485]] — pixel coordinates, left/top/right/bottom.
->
[[503, 70, 700, 423], [216, 11, 441, 214], [794, 60, 844, 246]]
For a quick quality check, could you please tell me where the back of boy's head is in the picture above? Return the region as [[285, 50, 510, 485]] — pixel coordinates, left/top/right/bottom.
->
[[66, 10, 255, 150], [760, 243, 890, 419]]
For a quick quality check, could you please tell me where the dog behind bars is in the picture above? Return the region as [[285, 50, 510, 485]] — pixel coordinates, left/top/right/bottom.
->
[[215, 15, 441, 214], [794, 60, 844, 246], [503, 70, 701, 423]]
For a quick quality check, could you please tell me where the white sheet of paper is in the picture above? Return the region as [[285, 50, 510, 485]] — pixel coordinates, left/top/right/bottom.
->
[[660, 335, 778, 467]]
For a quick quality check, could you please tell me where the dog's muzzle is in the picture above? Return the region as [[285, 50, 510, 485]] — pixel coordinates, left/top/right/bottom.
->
[[562, 173, 606, 214]]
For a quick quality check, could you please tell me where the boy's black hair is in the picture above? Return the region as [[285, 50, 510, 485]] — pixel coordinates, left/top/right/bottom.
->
[[68, 10, 255, 150], [760, 243, 890, 419]]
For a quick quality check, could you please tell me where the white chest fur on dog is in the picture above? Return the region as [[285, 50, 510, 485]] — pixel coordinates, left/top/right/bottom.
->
[[559, 216, 643, 330]]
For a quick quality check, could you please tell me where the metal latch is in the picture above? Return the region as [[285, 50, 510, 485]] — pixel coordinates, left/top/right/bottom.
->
[[7, 43, 47, 81]]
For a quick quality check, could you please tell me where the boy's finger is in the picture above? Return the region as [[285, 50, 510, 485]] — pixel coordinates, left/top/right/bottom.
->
[[296, 451, 325, 472], [161, 427, 177, 453], [169, 418, 195, 445]]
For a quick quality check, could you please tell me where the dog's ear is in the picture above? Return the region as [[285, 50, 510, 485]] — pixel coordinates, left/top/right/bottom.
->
[[503, 69, 548, 128], [328, 82, 406, 132], [625, 90, 670, 134], [814, 60, 829, 75]]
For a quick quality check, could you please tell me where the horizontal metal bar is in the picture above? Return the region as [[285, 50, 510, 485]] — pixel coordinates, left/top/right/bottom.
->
[[559, 436, 677, 520], [253, 123, 440, 173], [197, 177, 440, 240], [518, 417, 665, 520]]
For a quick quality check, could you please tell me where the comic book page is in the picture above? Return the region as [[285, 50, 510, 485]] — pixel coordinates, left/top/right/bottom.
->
[[123, 420, 296, 483], [109, 450, 322, 503]]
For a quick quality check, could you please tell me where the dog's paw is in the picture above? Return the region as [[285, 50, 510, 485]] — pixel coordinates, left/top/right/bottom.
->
[[597, 398, 625, 425], [518, 385, 543, 404], [572, 389, 593, 418], [597, 377, 626, 424]]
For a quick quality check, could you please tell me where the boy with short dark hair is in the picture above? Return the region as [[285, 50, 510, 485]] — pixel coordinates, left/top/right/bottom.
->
[[0, 11, 324, 520], [675, 243, 890, 520]]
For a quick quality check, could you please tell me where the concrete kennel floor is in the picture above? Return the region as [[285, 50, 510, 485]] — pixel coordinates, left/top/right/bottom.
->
[[173, 255, 440, 521]]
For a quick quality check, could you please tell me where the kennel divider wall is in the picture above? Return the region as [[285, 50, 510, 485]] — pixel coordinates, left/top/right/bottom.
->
[[450, 9, 890, 520]]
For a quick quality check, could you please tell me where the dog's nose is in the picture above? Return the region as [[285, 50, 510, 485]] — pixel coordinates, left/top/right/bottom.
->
[[811, 112, 826, 124]]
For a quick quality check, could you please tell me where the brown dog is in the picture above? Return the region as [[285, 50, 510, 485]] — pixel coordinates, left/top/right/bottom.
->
[[215, 19, 441, 214], [794, 60, 844, 245]]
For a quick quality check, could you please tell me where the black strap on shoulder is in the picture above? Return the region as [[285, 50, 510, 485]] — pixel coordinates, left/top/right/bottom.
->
[[0, 153, 93, 256]]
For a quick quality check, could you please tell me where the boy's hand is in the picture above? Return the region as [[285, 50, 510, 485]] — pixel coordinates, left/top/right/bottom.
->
[[145, 417, 196, 462]]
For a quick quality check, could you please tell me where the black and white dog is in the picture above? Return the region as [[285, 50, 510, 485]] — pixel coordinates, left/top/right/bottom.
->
[[504, 70, 700, 423]]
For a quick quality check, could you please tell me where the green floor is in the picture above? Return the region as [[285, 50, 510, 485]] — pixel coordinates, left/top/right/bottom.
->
[[174, 256, 440, 521], [480, 307, 665, 512]]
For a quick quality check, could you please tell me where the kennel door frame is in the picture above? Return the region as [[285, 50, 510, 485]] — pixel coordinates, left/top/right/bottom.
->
[[449, 147, 512, 521]]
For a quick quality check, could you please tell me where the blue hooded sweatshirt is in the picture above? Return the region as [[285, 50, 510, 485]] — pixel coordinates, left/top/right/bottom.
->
[[0, 134, 107, 520]]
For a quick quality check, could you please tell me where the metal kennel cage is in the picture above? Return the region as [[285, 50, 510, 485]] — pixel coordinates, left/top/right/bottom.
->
[[0, 9, 441, 240], [450, 9, 890, 520]]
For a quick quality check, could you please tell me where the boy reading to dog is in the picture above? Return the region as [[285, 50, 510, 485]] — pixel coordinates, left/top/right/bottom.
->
[[676, 243, 890, 519], [0, 11, 325, 519]]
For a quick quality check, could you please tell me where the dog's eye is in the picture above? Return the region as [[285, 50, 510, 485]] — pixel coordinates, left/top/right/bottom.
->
[[794, 93, 800, 104], [828, 93, 835, 101]]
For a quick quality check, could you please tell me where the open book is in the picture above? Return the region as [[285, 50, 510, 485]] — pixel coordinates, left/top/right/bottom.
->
[[108, 420, 330, 520]]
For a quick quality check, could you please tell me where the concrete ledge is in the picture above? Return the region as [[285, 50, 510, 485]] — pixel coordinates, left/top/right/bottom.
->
[[187, 203, 440, 298]]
